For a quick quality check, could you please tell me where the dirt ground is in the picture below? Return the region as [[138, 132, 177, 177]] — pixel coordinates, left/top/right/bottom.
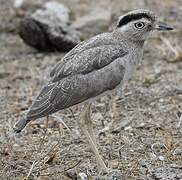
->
[[0, 0, 182, 179]]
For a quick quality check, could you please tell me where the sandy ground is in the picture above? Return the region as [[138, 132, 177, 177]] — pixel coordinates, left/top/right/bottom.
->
[[0, 0, 182, 179]]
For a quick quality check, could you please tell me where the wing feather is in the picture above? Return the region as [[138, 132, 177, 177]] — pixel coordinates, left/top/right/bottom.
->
[[50, 33, 127, 82]]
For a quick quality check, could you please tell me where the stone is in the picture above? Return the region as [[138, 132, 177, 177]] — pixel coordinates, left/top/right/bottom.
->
[[18, 1, 80, 52], [13, 0, 24, 9], [78, 172, 88, 180], [43, 1, 70, 24]]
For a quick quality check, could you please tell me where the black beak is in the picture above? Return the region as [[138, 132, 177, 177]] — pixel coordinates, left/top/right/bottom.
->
[[156, 22, 174, 31]]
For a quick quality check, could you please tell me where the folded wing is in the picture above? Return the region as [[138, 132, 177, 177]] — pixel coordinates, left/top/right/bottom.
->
[[26, 60, 125, 119]]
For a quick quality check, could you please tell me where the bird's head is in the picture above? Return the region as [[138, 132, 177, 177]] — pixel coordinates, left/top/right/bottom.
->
[[116, 9, 173, 42]]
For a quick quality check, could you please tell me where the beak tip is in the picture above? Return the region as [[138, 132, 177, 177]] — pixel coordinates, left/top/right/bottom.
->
[[164, 26, 174, 31], [157, 22, 174, 31], [168, 27, 174, 31]]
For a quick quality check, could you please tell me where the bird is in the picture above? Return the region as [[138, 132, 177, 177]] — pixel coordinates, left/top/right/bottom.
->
[[13, 9, 173, 173]]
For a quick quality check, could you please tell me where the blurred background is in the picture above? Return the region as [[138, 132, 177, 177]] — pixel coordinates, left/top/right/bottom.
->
[[0, 0, 182, 179]]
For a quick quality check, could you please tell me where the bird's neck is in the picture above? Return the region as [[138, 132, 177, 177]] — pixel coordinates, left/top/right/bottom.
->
[[112, 30, 145, 48], [112, 30, 144, 67]]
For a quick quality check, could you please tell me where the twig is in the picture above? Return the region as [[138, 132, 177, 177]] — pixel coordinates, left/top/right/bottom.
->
[[26, 160, 37, 180], [160, 36, 182, 62], [25, 142, 59, 178], [160, 36, 179, 56], [51, 115, 72, 133], [40, 159, 82, 176], [37, 141, 59, 163], [26, 117, 59, 178]]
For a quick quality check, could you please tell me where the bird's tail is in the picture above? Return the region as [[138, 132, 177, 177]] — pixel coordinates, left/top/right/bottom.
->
[[13, 116, 31, 133]]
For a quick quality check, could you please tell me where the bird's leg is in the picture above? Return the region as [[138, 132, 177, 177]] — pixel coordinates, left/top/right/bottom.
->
[[83, 103, 97, 146], [79, 103, 108, 172]]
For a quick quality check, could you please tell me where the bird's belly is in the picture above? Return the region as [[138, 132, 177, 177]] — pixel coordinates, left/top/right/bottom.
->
[[81, 87, 118, 105]]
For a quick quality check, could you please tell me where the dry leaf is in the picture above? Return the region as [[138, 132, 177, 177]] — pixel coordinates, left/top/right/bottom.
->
[[45, 152, 57, 164], [163, 131, 173, 150]]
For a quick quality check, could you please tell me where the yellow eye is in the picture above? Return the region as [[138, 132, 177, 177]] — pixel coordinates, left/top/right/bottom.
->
[[134, 22, 145, 29]]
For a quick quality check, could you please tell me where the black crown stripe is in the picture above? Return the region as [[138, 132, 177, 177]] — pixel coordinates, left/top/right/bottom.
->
[[117, 13, 153, 27]]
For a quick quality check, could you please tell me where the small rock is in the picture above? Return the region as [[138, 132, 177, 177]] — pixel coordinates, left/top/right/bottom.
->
[[78, 172, 88, 180], [71, 129, 82, 143], [137, 122, 145, 128], [158, 155, 165, 161], [124, 126, 133, 131], [44, 1, 70, 24], [13, 0, 24, 9], [18, 2, 80, 51]]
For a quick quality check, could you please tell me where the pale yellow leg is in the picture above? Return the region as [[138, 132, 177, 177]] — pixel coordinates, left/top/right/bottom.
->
[[79, 103, 108, 172], [83, 104, 97, 145]]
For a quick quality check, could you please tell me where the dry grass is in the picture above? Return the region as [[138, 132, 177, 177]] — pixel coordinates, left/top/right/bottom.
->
[[0, 0, 182, 179]]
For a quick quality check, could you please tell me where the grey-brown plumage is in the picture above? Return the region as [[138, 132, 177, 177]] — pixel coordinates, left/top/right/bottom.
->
[[14, 34, 128, 132], [14, 9, 173, 135]]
